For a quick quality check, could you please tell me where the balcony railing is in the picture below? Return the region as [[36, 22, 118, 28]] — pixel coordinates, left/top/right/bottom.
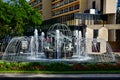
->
[[52, 0, 77, 9], [52, 4, 79, 16], [30, 0, 42, 7]]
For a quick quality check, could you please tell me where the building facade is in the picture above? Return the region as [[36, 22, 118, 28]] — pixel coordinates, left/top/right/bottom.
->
[[29, 0, 120, 52], [29, 0, 117, 24]]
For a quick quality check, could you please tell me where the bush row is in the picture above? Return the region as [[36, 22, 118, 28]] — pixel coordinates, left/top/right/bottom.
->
[[0, 61, 120, 71]]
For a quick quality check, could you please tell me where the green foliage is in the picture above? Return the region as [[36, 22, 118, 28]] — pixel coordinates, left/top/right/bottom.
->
[[21, 62, 46, 71], [0, 61, 120, 72], [45, 62, 71, 71], [71, 63, 91, 71], [0, 25, 10, 39], [0, 0, 42, 38]]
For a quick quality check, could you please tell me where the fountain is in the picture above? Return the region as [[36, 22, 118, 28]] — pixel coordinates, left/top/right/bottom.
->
[[2, 23, 116, 62], [72, 30, 91, 61], [27, 29, 46, 60], [55, 30, 61, 59]]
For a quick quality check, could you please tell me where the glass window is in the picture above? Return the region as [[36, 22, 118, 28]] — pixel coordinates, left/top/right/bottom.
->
[[93, 29, 98, 38], [75, 4, 79, 9], [64, 8, 69, 12]]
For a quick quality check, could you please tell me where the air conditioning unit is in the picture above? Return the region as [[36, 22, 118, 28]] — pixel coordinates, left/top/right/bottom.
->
[[90, 9, 96, 14], [84, 9, 99, 14]]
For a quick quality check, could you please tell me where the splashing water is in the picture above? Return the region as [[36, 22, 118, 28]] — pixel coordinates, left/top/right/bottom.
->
[[2, 23, 116, 62]]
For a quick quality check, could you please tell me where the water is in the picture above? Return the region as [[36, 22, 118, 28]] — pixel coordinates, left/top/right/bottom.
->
[[30, 36, 34, 56], [55, 30, 61, 59], [2, 23, 116, 62], [34, 29, 38, 54], [41, 32, 45, 52]]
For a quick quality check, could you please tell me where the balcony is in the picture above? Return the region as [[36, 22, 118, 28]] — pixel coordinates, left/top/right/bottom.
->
[[52, 9, 79, 18], [33, 2, 42, 8], [30, 0, 42, 8], [52, 0, 77, 9], [29, 0, 35, 4], [52, 0, 79, 11], [52, 0, 61, 4]]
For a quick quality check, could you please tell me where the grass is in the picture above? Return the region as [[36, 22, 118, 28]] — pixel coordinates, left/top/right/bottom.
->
[[0, 70, 120, 74]]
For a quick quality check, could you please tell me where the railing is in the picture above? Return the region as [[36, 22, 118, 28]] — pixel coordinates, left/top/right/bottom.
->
[[52, 0, 77, 9]]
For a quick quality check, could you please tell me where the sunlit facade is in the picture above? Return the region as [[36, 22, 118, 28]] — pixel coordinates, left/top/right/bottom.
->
[[29, 0, 117, 25], [29, 0, 120, 53]]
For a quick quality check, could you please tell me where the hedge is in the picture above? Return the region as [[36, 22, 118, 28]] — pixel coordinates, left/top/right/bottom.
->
[[0, 61, 120, 71]]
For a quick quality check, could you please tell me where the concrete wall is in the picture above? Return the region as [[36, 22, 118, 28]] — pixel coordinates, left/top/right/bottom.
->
[[108, 29, 116, 41], [79, 0, 88, 13], [86, 28, 93, 53], [109, 41, 120, 52], [99, 27, 108, 41], [85, 0, 117, 14], [86, 26, 108, 54], [42, 0, 52, 21], [87, 0, 117, 24], [103, 0, 117, 14], [87, 0, 101, 10], [108, 14, 116, 24]]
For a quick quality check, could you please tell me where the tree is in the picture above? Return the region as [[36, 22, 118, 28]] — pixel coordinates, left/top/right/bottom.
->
[[0, 0, 11, 39], [0, 0, 42, 38]]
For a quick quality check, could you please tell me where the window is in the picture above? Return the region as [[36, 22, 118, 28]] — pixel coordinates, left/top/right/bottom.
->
[[64, 0, 69, 4], [64, 8, 69, 13], [60, 10, 63, 14], [69, 6, 74, 11], [116, 29, 120, 41], [37, 0, 42, 3], [92, 1, 96, 9], [75, 4, 79, 9], [100, 0, 103, 12], [93, 29, 98, 38], [38, 5, 42, 10], [52, 0, 56, 2], [69, 0, 74, 3]]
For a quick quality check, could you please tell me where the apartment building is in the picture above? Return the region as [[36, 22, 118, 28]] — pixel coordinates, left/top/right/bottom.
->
[[29, 0, 117, 24], [29, 0, 51, 20], [29, 0, 120, 52]]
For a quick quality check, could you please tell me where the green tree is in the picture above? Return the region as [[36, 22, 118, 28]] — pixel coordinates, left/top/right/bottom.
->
[[8, 0, 42, 36], [0, 0, 42, 38], [0, 0, 11, 39]]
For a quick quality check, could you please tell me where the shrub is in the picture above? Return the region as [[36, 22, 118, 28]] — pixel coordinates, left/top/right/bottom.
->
[[45, 62, 71, 71], [21, 62, 46, 71], [0, 61, 120, 71]]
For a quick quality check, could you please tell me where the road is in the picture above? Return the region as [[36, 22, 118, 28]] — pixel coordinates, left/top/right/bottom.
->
[[0, 73, 120, 80]]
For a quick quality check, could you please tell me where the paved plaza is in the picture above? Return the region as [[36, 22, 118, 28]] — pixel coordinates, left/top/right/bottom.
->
[[0, 73, 120, 78]]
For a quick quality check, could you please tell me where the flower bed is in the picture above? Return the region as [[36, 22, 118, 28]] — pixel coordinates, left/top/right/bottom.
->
[[0, 61, 120, 72]]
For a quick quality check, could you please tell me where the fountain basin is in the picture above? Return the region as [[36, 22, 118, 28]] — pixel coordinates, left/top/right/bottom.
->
[[2, 23, 116, 62]]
